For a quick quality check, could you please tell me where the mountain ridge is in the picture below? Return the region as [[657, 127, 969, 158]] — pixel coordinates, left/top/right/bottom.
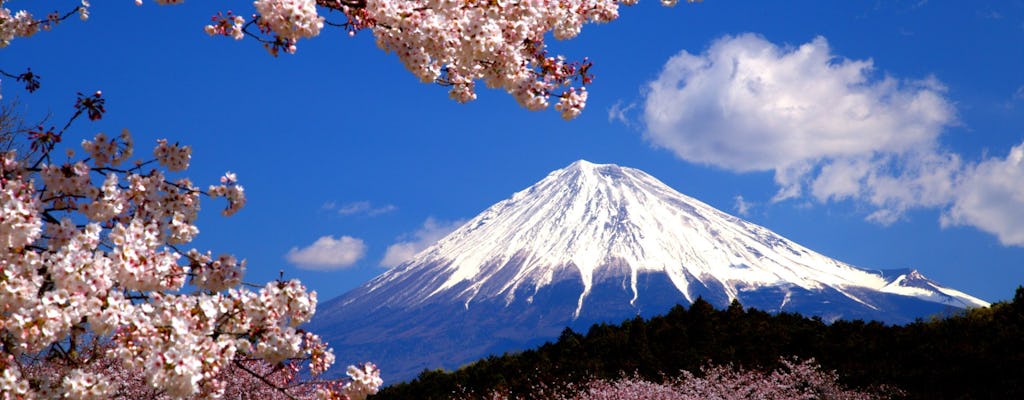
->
[[311, 160, 987, 382], [334, 160, 985, 313]]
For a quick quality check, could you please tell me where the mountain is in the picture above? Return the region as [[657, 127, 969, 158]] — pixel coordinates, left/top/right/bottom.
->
[[309, 160, 988, 382]]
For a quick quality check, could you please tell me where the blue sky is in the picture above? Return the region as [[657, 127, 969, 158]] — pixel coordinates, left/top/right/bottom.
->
[[3, 0, 1023, 303]]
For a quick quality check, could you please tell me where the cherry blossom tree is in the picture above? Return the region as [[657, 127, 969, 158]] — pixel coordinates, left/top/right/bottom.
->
[[15, 339, 364, 399], [0, 91, 382, 399], [1, 99, 28, 154], [1, 0, 705, 397], [0, 0, 697, 120], [465, 358, 902, 400]]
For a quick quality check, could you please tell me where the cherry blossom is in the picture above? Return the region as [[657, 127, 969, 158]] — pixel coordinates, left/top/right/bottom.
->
[[0, 1, 88, 49], [0, 7, 37, 48], [0, 102, 378, 399], [14, 339, 360, 399], [0, 0, 698, 118], [465, 358, 900, 400], [341, 363, 383, 400]]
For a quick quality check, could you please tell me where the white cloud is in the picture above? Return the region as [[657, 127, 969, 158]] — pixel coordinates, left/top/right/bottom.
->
[[380, 217, 466, 268], [943, 143, 1024, 246], [286, 235, 367, 271], [806, 151, 962, 225], [640, 34, 1024, 247], [809, 157, 873, 202], [733, 195, 753, 216], [327, 201, 397, 217], [607, 100, 639, 128], [642, 33, 962, 223], [643, 34, 955, 174]]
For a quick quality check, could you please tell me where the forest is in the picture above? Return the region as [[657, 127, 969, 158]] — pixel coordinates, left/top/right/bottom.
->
[[378, 287, 1024, 399]]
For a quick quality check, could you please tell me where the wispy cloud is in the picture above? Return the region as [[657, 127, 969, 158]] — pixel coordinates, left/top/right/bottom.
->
[[733, 195, 754, 216], [380, 217, 466, 268], [977, 8, 1003, 20], [608, 100, 639, 128], [286, 235, 367, 271], [641, 33, 1024, 246], [323, 200, 397, 217]]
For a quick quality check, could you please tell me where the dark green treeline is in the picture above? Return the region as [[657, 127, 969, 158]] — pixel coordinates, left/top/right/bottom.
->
[[376, 287, 1024, 399]]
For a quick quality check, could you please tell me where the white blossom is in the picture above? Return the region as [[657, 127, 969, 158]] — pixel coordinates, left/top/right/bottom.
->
[[0, 136, 366, 398]]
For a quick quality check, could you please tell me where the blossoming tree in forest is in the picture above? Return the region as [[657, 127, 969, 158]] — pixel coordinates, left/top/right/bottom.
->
[[467, 358, 900, 399]]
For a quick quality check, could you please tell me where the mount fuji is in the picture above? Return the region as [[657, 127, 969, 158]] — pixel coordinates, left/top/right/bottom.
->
[[309, 160, 988, 382]]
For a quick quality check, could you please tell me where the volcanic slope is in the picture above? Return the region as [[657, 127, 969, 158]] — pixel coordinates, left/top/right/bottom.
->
[[310, 160, 987, 382]]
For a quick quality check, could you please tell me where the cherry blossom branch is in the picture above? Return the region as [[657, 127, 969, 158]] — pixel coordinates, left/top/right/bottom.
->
[[1, 89, 375, 398], [0, 68, 40, 93], [25, 91, 105, 169], [233, 359, 302, 400], [196, 0, 696, 119], [28, 4, 87, 30], [0, 3, 88, 93], [315, 0, 367, 10], [6, 1, 699, 120]]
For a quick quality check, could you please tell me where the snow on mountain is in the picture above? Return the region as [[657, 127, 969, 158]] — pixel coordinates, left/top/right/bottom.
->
[[877, 268, 988, 308], [351, 160, 986, 313], [311, 160, 988, 382]]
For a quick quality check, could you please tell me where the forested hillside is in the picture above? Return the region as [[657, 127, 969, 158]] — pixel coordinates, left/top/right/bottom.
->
[[378, 287, 1024, 399]]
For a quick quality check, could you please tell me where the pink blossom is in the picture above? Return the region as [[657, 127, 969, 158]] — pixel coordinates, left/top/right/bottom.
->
[[1, 0, 697, 118], [1, 133, 375, 398]]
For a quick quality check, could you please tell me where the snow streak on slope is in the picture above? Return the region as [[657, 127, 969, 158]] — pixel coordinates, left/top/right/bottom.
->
[[365, 160, 988, 316]]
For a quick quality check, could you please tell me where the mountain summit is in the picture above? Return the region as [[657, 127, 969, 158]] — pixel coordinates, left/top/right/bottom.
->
[[311, 160, 987, 382]]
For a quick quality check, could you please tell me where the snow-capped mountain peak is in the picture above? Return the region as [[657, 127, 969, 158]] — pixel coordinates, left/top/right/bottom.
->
[[362, 160, 987, 316], [313, 160, 989, 382]]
